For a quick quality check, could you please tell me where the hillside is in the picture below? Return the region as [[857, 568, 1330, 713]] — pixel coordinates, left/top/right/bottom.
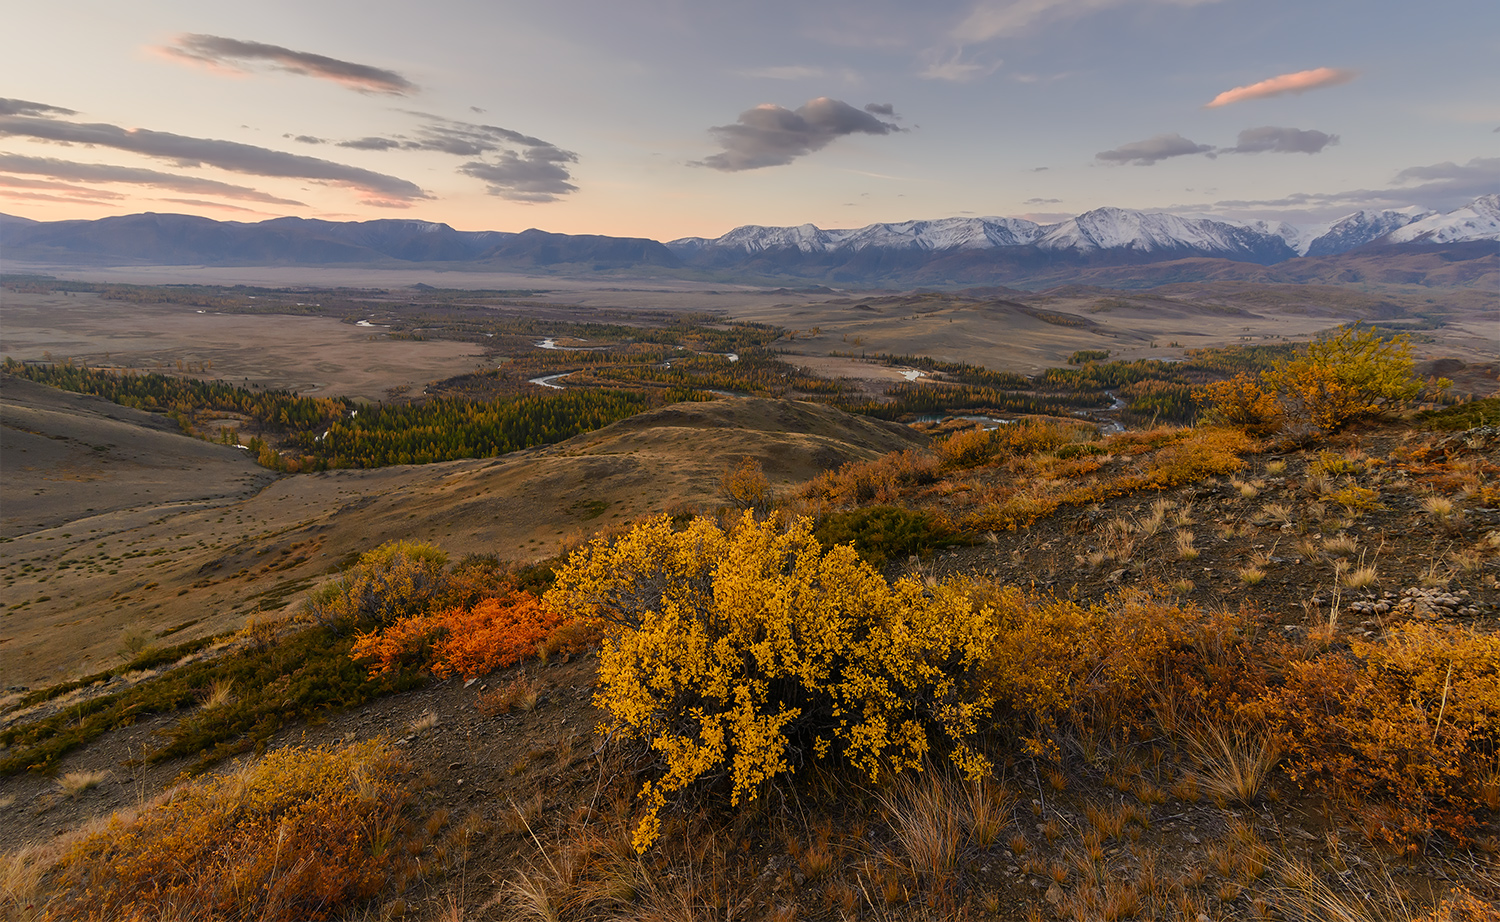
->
[[0, 383, 922, 690]]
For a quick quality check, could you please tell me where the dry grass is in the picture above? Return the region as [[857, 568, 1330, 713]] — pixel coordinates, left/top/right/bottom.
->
[[1342, 563, 1379, 589], [200, 676, 233, 710], [2, 843, 59, 922], [1174, 530, 1199, 561], [1239, 566, 1267, 586], [1323, 533, 1359, 556], [55, 769, 110, 798], [1421, 495, 1457, 519], [879, 771, 966, 880], [964, 777, 1014, 848], [1182, 720, 1280, 806]]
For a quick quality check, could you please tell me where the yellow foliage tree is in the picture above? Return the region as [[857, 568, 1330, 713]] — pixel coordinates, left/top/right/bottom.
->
[[546, 512, 999, 851], [1206, 326, 1447, 438], [720, 457, 772, 512]]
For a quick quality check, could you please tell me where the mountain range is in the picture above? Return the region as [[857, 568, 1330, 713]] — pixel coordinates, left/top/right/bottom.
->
[[2, 194, 1495, 288]]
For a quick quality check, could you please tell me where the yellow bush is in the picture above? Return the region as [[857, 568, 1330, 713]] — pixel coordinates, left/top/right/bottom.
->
[[546, 512, 999, 851], [1203, 373, 1282, 435], [48, 741, 415, 921]]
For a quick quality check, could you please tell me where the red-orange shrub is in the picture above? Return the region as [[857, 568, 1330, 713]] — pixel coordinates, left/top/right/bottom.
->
[[352, 591, 578, 680]]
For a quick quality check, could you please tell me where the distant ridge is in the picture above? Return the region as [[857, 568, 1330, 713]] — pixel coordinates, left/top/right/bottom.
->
[[2, 196, 1495, 287]]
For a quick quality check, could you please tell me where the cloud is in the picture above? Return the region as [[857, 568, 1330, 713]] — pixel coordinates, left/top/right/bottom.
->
[[156, 197, 269, 214], [0, 97, 76, 117], [864, 103, 896, 116], [287, 134, 326, 145], [459, 147, 579, 203], [323, 113, 581, 201], [0, 114, 425, 204], [0, 153, 307, 205], [697, 97, 903, 171], [1025, 197, 1062, 204], [739, 65, 829, 80], [1205, 157, 1500, 218], [0, 189, 120, 207], [919, 49, 1001, 82], [0, 174, 125, 199], [954, 0, 1222, 42], [159, 34, 417, 95], [1221, 126, 1339, 154], [1205, 67, 1356, 107], [1096, 133, 1214, 166], [336, 112, 566, 158]]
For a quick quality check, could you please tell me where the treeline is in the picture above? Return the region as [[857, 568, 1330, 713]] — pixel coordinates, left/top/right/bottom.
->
[[3, 359, 693, 473], [836, 352, 1032, 390], [274, 390, 668, 470], [2, 358, 345, 432], [593, 349, 852, 398], [840, 382, 1109, 421]]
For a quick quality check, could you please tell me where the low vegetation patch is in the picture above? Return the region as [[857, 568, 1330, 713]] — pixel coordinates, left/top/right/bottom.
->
[[44, 741, 422, 922]]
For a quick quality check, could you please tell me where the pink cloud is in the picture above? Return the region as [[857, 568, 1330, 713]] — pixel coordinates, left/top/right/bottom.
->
[[1204, 67, 1357, 107]]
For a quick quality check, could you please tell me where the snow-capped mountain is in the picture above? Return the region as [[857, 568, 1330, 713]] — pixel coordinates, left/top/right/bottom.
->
[[668, 209, 1290, 260], [668, 217, 1045, 254], [1382, 194, 1500, 245], [4, 195, 1493, 284], [1032, 207, 1294, 261], [836, 217, 1044, 251], [1304, 210, 1429, 257]]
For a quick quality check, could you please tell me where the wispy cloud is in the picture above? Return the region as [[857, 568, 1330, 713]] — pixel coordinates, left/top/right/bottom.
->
[[1096, 133, 1214, 165], [1205, 67, 1356, 107], [0, 153, 306, 205], [322, 113, 581, 202], [0, 106, 425, 205], [1206, 157, 1499, 217], [1221, 126, 1338, 154], [738, 65, 860, 83], [696, 98, 904, 171], [0, 174, 125, 199], [919, 49, 1002, 82], [158, 34, 417, 95], [954, 0, 1222, 42], [0, 97, 77, 117]]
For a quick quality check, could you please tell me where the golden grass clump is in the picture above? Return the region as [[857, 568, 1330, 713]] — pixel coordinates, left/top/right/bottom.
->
[[45, 740, 416, 922]]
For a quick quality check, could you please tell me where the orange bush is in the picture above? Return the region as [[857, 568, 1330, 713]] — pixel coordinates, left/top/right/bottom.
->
[[352, 591, 577, 680], [1248, 622, 1500, 848], [428, 595, 563, 679]]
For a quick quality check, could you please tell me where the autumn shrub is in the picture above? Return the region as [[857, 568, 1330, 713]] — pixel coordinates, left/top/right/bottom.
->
[[937, 427, 997, 470], [352, 590, 579, 680], [800, 449, 939, 511], [721, 457, 773, 513], [301, 541, 452, 628], [1249, 621, 1500, 847], [546, 512, 1002, 850], [46, 741, 418, 922], [1208, 326, 1448, 439], [1203, 373, 1282, 436], [813, 505, 962, 564]]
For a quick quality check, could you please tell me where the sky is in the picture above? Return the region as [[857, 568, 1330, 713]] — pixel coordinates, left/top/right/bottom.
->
[[1, 0, 1496, 239]]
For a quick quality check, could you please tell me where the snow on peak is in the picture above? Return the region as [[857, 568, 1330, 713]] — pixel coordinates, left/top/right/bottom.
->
[[1304, 209, 1430, 257], [1035, 207, 1291, 257], [1383, 194, 1500, 245]]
